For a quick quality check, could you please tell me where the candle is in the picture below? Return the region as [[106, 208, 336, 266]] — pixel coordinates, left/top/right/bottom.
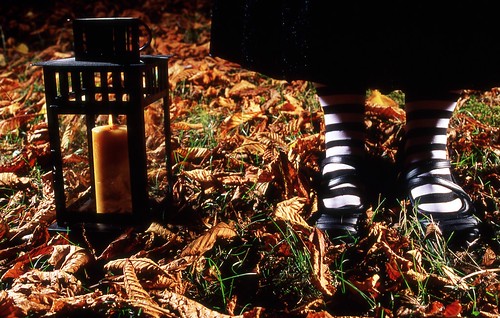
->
[[92, 119, 132, 213]]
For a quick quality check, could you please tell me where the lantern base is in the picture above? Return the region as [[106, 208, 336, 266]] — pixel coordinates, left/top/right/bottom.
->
[[48, 221, 139, 233], [48, 221, 146, 253]]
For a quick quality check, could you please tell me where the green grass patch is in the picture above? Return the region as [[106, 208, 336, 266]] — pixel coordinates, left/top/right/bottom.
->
[[459, 95, 500, 127]]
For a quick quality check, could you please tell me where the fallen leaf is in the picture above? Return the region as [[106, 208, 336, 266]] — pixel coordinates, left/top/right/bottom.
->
[[234, 138, 267, 156], [11, 269, 82, 297], [0, 290, 23, 318], [145, 222, 176, 241], [228, 80, 257, 96], [352, 274, 380, 298], [443, 300, 462, 317], [309, 228, 335, 296], [182, 168, 213, 186], [97, 228, 140, 261], [483, 247, 497, 266], [220, 102, 264, 132], [366, 89, 405, 121], [158, 289, 242, 318], [0, 173, 30, 188], [180, 222, 237, 257], [425, 301, 445, 316], [2, 244, 54, 280], [175, 147, 212, 161], [123, 260, 154, 303], [15, 43, 29, 54], [105, 257, 167, 277], [48, 245, 92, 274], [0, 221, 9, 242], [272, 197, 310, 230]]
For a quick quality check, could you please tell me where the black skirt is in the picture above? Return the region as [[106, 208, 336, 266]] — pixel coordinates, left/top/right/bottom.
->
[[210, 1, 500, 92]]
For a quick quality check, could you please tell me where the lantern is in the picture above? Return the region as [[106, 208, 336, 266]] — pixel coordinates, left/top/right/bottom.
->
[[37, 18, 172, 229]]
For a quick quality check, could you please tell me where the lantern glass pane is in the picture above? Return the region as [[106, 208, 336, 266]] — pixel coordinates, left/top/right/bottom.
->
[[57, 114, 93, 212], [144, 101, 168, 202]]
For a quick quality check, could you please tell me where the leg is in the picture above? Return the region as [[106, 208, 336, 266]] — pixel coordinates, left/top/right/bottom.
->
[[314, 84, 366, 241], [403, 91, 479, 244]]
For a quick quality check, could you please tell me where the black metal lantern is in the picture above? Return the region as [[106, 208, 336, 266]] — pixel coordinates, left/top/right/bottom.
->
[[37, 18, 172, 229]]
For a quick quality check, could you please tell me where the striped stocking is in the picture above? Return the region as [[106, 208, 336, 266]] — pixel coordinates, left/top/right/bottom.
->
[[404, 99, 463, 213], [315, 84, 365, 210]]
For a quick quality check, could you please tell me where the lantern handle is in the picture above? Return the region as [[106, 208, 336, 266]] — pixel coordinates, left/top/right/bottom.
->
[[139, 20, 152, 51]]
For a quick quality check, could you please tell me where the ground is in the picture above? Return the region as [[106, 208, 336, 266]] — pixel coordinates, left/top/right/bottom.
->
[[0, 1, 499, 317]]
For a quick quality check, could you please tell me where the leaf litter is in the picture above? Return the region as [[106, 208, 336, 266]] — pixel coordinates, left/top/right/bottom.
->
[[0, 0, 499, 317]]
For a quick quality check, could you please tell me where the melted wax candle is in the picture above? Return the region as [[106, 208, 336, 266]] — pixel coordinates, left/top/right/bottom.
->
[[91, 120, 132, 213]]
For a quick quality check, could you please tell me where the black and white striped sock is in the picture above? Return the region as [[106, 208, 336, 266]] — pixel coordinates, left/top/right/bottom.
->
[[316, 84, 365, 209], [404, 99, 463, 213]]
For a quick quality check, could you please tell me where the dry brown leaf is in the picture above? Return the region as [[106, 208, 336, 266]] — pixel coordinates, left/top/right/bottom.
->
[[0, 290, 23, 318], [105, 257, 167, 277], [182, 169, 213, 185], [483, 247, 497, 266], [11, 269, 82, 298], [367, 239, 413, 273], [220, 102, 264, 132], [175, 147, 212, 161], [305, 311, 335, 318], [288, 299, 328, 316], [443, 300, 462, 318], [352, 274, 381, 298], [269, 151, 309, 199], [180, 222, 237, 257], [252, 168, 274, 196], [96, 228, 139, 261], [0, 102, 22, 117], [478, 311, 500, 318], [366, 89, 405, 121], [172, 121, 204, 130], [210, 96, 237, 109], [170, 67, 199, 87], [161, 255, 198, 273], [9, 197, 56, 241], [0, 220, 9, 242], [404, 268, 429, 284], [1, 244, 54, 280], [367, 89, 399, 108], [277, 93, 305, 114], [424, 222, 443, 238], [0, 114, 37, 137], [441, 265, 468, 290], [233, 138, 267, 156], [424, 301, 445, 316], [48, 291, 103, 315], [6, 291, 49, 316], [129, 298, 177, 318], [123, 261, 176, 318], [216, 173, 247, 186], [145, 222, 177, 241], [158, 290, 242, 318], [145, 273, 183, 291], [228, 80, 257, 96], [309, 228, 335, 296], [256, 132, 287, 149], [48, 245, 92, 274], [405, 249, 423, 271], [272, 197, 311, 230], [123, 260, 155, 303], [15, 43, 29, 54]]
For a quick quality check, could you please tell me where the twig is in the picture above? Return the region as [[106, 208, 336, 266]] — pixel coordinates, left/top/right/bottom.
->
[[458, 268, 500, 283]]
